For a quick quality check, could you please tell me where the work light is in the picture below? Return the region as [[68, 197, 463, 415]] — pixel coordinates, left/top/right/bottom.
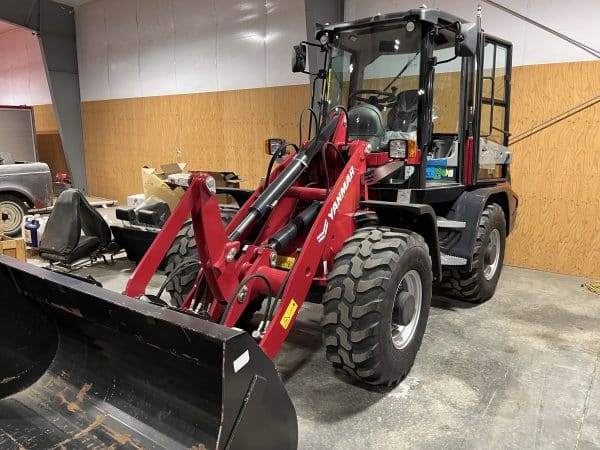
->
[[389, 139, 407, 159]]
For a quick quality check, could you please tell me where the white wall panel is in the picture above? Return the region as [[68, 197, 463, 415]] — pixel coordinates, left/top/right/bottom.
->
[[266, 0, 308, 86], [6, 33, 30, 102], [173, 0, 218, 93], [0, 25, 51, 106], [138, 0, 177, 96], [75, 1, 109, 100], [344, 0, 600, 67], [75, 0, 308, 101], [215, 0, 267, 90], [519, 0, 595, 65], [104, 0, 142, 99]]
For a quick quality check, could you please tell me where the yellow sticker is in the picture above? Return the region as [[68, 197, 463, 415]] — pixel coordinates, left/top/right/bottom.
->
[[275, 255, 296, 270], [280, 299, 299, 330]]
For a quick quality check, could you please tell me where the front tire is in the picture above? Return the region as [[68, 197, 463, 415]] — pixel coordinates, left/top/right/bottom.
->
[[0, 195, 28, 237], [439, 203, 506, 303], [322, 227, 432, 386]]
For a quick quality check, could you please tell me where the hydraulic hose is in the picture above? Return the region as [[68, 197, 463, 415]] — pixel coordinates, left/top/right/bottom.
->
[[229, 115, 340, 241], [268, 201, 321, 253]]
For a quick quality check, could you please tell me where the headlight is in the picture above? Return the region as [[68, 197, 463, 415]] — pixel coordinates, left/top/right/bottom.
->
[[389, 139, 407, 159], [265, 138, 285, 155]]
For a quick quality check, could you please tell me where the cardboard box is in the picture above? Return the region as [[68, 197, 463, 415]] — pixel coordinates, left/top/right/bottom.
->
[[210, 171, 243, 189], [142, 164, 187, 212], [199, 171, 243, 204], [160, 163, 187, 175], [142, 164, 244, 211], [0, 235, 26, 261]]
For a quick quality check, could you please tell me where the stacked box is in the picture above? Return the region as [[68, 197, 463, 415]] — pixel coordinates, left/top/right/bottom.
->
[[0, 235, 26, 261]]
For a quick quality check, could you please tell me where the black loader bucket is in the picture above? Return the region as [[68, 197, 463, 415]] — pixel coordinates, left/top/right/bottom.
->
[[0, 256, 297, 450]]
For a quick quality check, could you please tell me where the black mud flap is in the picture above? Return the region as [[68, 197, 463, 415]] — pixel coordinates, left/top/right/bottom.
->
[[0, 255, 297, 450]]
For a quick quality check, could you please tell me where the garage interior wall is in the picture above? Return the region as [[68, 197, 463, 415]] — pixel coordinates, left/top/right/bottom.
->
[[0, 23, 50, 106], [26, 0, 599, 279], [343, 0, 600, 278], [29, 0, 309, 197], [0, 21, 68, 177], [69, 0, 308, 204]]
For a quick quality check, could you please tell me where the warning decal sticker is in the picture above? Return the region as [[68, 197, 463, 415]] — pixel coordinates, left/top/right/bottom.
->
[[280, 299, 299, 330]]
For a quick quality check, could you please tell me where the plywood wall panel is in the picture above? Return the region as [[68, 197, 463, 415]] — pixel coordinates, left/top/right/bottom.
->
[[39, 60, 599, 278], [36, 133, 68, 178], [32, 105, 58, 133], [508, 62, 600, 136], [504, 60, 600, 278], [32, 106, 68, 180], [81, 84, 310, 203]]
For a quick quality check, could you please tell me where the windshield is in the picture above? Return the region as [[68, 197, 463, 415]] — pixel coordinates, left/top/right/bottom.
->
[[328, 20, 422, 139]]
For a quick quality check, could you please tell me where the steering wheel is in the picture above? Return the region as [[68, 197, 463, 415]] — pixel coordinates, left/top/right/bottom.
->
[[349, 89, 397, 109]]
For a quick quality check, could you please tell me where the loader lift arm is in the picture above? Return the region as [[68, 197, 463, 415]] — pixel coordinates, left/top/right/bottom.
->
[[125, 113, 368, 358]]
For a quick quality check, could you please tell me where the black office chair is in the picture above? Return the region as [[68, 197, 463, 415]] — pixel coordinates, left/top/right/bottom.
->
[[39, 189, 113, 265]]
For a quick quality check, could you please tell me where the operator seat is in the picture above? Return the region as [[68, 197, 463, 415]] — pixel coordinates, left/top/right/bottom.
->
[[347, 103, 385, 149], [39, 189, 112, 264], [387, 89, 419, 132]]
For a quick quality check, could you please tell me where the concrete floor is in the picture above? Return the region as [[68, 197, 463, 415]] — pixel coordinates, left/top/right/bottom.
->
[[29, 252, 600, 449], [284, 267, 600, 450]]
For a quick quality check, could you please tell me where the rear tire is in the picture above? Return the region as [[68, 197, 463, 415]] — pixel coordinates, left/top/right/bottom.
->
[[322, 227, 432, 386], [164, 206, 238, 307], [439, 203, 506, 303], [0, 194, 28, 237]]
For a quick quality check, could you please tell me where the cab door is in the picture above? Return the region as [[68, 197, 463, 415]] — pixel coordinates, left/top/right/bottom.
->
[[474, 35, 512, 183]]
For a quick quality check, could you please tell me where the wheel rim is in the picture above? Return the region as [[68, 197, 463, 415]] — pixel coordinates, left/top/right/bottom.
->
[[483, 228, 501, 280], [1, 202, 23, 234], [391, 270, 422, 350]]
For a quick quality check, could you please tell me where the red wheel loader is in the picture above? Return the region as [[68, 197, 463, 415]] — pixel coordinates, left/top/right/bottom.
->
[[0, 7, 518, 450]]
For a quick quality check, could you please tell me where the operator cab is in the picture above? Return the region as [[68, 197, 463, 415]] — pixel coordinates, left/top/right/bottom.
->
[[330, 19, 421, 160], [312, 8, 513, 193], [323, 16, 463, 188]]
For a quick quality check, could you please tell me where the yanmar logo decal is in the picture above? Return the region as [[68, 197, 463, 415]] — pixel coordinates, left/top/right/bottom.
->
[[316, 220, 329, 243], [316, 166, 356, 243]]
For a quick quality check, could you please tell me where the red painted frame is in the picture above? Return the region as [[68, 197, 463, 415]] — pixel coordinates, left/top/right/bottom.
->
[[124, 117, 370, 359]]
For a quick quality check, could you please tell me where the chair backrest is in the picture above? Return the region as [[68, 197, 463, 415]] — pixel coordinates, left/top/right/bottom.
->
[[78, 193, 112, 247], [387, 89, 419, 132], [39, 189, 111, 257], [39, 190, 84, 256]]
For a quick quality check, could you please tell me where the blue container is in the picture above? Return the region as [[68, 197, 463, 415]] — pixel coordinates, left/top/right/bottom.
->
[[25, 219, 41, 247]]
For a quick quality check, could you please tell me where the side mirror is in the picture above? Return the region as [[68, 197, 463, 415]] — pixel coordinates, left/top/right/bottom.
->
[[292, 44, 307, 73], [455, 22, 477, 57]]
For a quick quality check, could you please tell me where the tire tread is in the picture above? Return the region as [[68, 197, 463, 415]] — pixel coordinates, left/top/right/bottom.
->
[[322, 227, 431, 386], [438, 203, 505, 303]]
